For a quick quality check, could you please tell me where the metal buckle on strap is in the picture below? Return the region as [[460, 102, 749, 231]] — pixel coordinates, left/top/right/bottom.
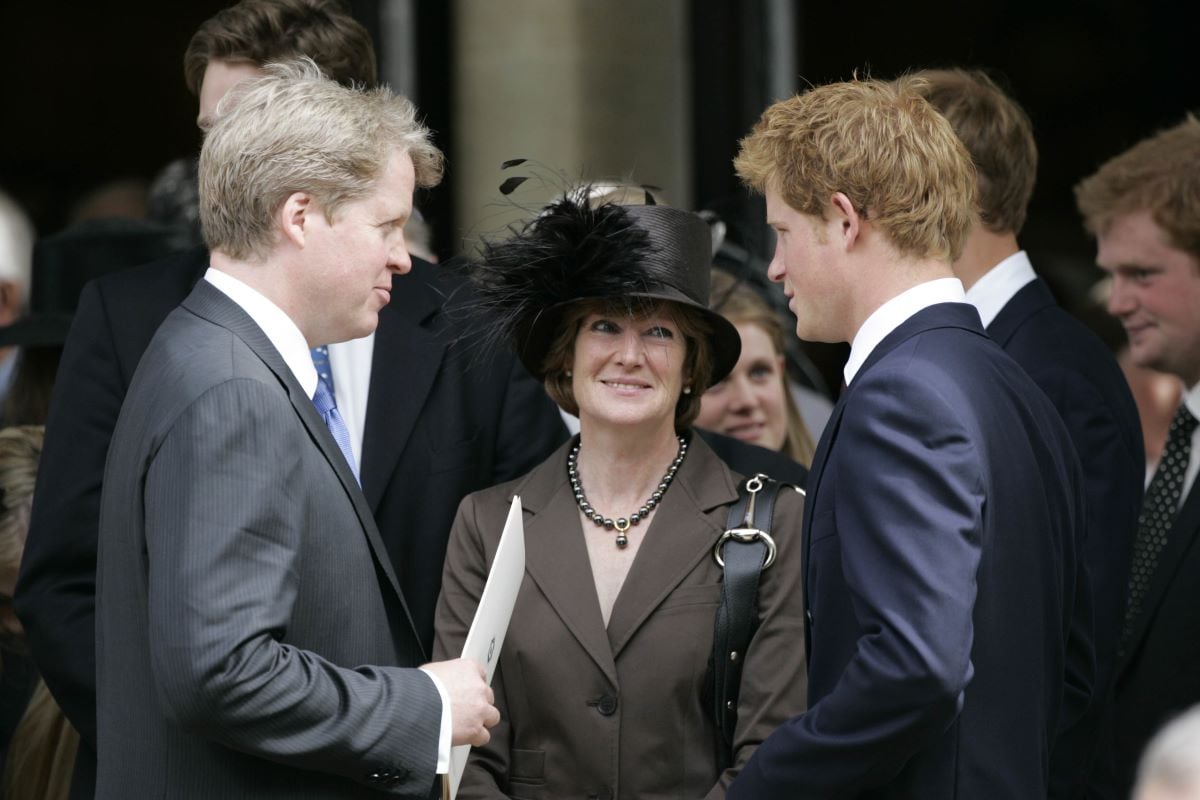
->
[[713, 473, 778, 568], [713, 527, 777, 569]]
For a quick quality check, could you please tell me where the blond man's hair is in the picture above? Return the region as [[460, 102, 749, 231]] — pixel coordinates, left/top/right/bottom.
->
[[1075, 115, 1200, 261], [734, 76, 978, 262], [912, 69, 1037, 235], [199, 58, 443, 261]]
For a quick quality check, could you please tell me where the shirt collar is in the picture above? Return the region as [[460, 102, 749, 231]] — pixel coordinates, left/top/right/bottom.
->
[[964, 250, 1038, 328], [204, 267, 318, 399], [1185, 379, 1200, 422], [844, 277, 969, 386]]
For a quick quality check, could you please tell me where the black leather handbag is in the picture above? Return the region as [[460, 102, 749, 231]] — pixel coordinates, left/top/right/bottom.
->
[[710, 473, 801, 768]]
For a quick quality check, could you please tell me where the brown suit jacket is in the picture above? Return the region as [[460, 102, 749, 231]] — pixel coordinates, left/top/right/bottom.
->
[[434, 434, 807, 800]]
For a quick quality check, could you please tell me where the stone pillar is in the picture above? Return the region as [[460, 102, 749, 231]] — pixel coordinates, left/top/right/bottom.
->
[[453, 0, 691, 248]]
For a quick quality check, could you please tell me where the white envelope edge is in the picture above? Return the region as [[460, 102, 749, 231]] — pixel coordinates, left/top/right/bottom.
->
[[446, 495, 526, 800]]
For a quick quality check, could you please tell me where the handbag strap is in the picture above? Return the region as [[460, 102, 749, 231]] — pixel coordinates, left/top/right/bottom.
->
[[711, 473, 783, 769]]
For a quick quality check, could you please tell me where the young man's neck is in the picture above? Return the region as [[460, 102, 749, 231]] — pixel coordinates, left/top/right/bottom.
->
[[953, 227, 1021, 291]]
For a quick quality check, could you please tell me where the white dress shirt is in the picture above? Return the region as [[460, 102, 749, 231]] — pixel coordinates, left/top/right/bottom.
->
[[204, 268, 451, 772], [844, 277, 971, 386], [964, 250, 1038, 328]]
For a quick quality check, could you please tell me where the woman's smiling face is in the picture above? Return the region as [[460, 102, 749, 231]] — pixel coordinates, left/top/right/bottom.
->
[[571, 309, 687, 433]]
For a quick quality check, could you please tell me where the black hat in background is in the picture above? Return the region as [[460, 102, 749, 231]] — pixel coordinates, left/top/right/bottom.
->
[[0, 218, 191, 347], [472, 197, 741, 387]]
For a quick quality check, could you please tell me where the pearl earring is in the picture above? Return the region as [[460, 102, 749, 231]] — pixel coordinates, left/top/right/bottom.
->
[[683, 386, 692, 395], [565, 369, 573, 377]]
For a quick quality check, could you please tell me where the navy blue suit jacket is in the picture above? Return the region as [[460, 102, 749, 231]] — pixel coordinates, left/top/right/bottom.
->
[[988, 277, 1143, 798], [729, 303, 1089, 799]]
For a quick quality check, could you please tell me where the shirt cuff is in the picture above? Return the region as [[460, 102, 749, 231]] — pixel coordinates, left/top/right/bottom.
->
[[419, 667, 453, 774]]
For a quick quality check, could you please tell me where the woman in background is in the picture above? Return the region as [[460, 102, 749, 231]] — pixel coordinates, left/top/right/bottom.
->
[[0, 426, 78, 800], [696, 270, 816, 465]]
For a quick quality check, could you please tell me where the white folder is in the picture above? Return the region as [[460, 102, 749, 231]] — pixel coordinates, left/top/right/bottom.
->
[[445, 495, 526, 800]]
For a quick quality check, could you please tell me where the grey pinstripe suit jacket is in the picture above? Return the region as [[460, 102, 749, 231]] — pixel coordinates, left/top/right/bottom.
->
[[95, 280, 441, 798]]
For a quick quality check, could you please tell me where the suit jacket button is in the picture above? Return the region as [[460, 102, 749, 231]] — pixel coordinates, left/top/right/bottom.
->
[[596, 694, 618, 716]]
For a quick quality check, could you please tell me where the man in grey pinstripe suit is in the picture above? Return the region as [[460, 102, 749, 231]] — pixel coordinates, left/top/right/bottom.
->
[[94, 61, 498, 798]]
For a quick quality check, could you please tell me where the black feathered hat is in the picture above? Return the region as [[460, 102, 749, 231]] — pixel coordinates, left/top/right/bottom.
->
[[473, 196, 741, 386]]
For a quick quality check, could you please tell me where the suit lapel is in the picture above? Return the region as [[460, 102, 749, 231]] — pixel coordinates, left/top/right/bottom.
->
[[1119, 482, 1200, 674], [181, 282, 411, 614], [360, 262, 448, 512], [519, 444, 621, 684], [801, 390, 846, 660], [986, 278, 1054, 348], [605, 436, 738, 658]]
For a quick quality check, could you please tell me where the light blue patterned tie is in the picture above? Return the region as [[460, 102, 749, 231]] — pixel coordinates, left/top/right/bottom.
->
[[310, 346, 359, 484]]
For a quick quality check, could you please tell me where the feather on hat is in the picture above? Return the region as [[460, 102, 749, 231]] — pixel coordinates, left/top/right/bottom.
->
[[471, 192, 741, 385]]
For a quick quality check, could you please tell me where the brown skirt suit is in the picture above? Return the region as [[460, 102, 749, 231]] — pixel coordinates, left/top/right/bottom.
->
[[433, 434, 807, 800]]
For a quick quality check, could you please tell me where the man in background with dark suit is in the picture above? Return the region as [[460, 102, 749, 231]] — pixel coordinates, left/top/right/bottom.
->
[[14, 2, 565, 796], [1076, 115, 1200, 799], [96, 59, 498, 799], [727, 76, 1089, 799], [916, 68, 1144, 798]]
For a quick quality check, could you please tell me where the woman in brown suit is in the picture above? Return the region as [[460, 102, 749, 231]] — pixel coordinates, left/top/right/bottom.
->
[[434, 195, 807, 800]]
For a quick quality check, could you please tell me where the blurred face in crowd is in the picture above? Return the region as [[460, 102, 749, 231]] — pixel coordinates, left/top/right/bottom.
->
[[198, 59, 264, 132], [696, 321, 788, 451], [1099, 210, 1200, 387]]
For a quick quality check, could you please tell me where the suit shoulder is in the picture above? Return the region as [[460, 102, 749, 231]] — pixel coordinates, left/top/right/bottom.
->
[[138, 308, 275, 399]]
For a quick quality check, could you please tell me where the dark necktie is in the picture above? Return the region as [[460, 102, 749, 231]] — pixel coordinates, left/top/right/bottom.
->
[[310, 346, 359, 484], [1120, 402, 1198, 651]]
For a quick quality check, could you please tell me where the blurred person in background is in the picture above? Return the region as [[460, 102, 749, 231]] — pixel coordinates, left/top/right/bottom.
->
[[1076, 114, 1200, 799], [0, 425, 78, 800], [1133, 705, 1200, 800], [698, 269, 815, 465], [915, 67, 1144, 798], [0, 193, 33, 405]]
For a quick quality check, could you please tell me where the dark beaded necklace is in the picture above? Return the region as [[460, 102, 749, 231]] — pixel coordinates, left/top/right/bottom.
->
[[567, 435, 688, 548]]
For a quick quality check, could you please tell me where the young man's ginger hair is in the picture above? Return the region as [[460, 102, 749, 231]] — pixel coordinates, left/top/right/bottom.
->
[[1075, 115, 1200, 261], [734, 76, 978, 263], [913, 68, 1037, 236]]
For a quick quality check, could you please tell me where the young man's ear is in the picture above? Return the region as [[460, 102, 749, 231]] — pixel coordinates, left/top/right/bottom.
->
[[829, 191, 862, 250]]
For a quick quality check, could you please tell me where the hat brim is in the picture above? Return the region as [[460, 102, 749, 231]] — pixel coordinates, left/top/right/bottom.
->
[[517, 290, 741, 388]]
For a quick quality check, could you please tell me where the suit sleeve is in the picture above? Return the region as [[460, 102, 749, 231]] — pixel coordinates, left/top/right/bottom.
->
[[433, 494, 515, 800], [14, 280, 123, 750], [731, 370, 984, 797], [707, 486, 810, 800], [145, 378, 440, 793], [490, 355, 568, 485]]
